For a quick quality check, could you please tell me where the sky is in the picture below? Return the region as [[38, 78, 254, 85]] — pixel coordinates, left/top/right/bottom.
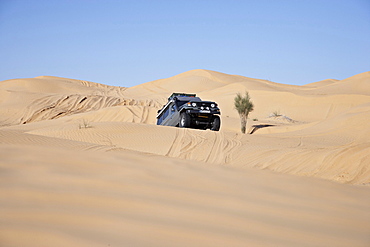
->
[[0, 0, 369, 87]]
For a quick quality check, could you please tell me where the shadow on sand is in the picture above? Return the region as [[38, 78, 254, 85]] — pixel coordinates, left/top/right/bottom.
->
[[249, 124, 275, 134]]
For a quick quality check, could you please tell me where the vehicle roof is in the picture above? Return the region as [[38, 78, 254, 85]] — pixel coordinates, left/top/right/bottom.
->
[[175, 96, 202, 102]]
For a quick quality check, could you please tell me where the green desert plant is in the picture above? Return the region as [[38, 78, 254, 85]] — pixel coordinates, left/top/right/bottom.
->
[[271, 110, 281, 117], [234, 91, 254, 134]]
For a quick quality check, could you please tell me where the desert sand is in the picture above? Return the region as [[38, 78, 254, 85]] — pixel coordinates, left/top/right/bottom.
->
[[0, 69, 369, 246]]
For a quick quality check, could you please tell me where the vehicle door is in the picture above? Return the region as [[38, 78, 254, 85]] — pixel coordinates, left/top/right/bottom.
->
[[164, 103, 176, 126], [167, 103, 179, 126], [161, 103, 176, 126]]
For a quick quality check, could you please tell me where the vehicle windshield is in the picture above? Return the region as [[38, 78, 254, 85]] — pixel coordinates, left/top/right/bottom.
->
[[176, 101, 188, 108], [175, 97, 201, 108]]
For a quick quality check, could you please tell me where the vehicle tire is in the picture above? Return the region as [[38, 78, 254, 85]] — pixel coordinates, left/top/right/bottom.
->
[[179, 112, 191, 128], [211, 116, 220, 131]]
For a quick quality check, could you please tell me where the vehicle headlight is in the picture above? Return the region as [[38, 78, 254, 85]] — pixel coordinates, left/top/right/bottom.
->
[[192, 102, 197, 107], [211, 103, 215, 108], [206, 107, 210, 110]]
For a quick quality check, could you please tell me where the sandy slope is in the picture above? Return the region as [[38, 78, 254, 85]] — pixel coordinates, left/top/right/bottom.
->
[[1, 142, 369, 247], [1, 69, 370, 246]]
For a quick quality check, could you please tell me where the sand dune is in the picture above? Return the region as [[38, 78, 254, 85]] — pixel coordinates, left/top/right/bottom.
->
[[1, 69, 370, 246], [2, 70, 369, 125], [0, 76, 162, 126], [313, 71, 370, 95]]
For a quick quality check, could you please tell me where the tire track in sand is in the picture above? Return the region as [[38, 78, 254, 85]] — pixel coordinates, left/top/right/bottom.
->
[[204, 131, 242, 164], [166, 128, 241, 164]]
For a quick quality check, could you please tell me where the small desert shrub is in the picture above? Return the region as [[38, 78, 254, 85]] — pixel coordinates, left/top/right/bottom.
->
[[79, 119, 92, 129], [271, 110, 281, 117], [253, 118, 258, 121]]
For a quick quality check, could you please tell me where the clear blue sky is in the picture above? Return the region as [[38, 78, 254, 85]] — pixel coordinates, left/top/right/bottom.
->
[[1, 0, 369, 87]]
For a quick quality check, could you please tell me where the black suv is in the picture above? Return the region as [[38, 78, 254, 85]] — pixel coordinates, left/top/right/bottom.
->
[[156, 93, 221, 131]]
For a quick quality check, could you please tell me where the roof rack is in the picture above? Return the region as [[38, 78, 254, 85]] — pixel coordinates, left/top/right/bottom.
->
[[168, 93, 196, 101]]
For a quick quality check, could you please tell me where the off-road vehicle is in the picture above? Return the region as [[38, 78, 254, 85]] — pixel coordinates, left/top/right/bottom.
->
[[156, 93, 221, 131]]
